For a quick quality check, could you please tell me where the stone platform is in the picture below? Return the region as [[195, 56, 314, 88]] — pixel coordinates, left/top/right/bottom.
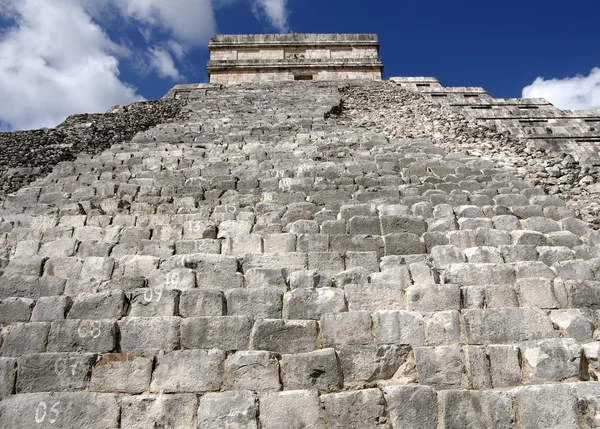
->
[[0, 80, 599, 428]]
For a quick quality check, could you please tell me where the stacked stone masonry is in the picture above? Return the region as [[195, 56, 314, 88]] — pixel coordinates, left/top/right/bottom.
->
[[0, 79, 600, 428], [207, 34, 383, 85]]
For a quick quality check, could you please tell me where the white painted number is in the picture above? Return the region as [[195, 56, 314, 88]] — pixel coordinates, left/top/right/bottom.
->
[[77, 321, 102, 339], [35, 401, 60, 424], [54, 358, 78, 377], [144, 288, 163, 302], [189, 221, 203, 232], [165, 272, 180, 286], [263, 192, 274, 202], [225, 204, 236, 214], [279, 178, 292, 191]]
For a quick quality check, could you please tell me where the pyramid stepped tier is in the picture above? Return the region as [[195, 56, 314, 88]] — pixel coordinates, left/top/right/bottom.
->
[[1, 80, 600, 428]]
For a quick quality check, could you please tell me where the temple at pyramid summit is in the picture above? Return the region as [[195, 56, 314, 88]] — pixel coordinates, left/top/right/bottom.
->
[[1, 33, 600, 428]]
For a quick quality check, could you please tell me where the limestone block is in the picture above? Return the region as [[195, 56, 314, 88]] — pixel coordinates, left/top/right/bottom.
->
[[423, 310, 461, 346], [47, 319, 116, 353], [89, 353, 153, 394], [80, 257, 115, 281], [548, 230, 582, 247], [181, 316, 253, 350], [426, 216, 457, 232], [441, 390, 514, 429], [345, 251, 379, 272], [280, 348, 341, 391], [500, 244, 538, 262], [406, 284, 460, 312], [492, 214, 521, 230], [286, 219, 319, 235], [444, 263, 515, 285], [447, 230, 477, 249], [118, 316, 180, 354], [464, 246, 503, 263], [345, 283, 405, 312], [198, 391, 258, 429], [175, 239, 221, 254], [226, 289, 283, 319], [516, 277, 560, 308], [521, 338, 581, 383], [464, 345, 491, 390], [244, 268, 288, 291], [288, 270, 332, 289], [259, 390, 325, 429], [383, 233, 426, 255], [429, 245, 466, 268], [263, 233, 297, 252], [296, 233, 329, 252], [568, 280, 600, 307], [320, 311, 372, 347], [119, 227, 151, 243], [179, 289, 225, 317], [120, 394, 198, 429], [0, 322, 50, 356], [463, 308, 555, 344], [537, 245, 573, 266], [583, 342, 600, 380], [475, 228, 511, 247], [322, 389, 388, 429], [182, 220, 217, 239], [44, 257, 83, 280], [511, 230, 550, 246], [4, 255, 45, 276], [283, 287, 346, 320], [222, 234, 263, 256], [334, 267, 371, 287], [549, 309, 594, 341], [488, 344, 522, 388], [0, 357, 16, 399], [512, 384, 580, 428], [521, 216, 561, 233], [372, 310, 425, 346], [0, 392, 120, 429], [320, 220, 346, 235], [0, 297, 34, 324], [16, 353, 95, 393], [129, 288, 178, 317], [414, 346, 464, 389], [307, 252, 344, 277], [117, 255, 160, 277], [553, 259, 594, 280], [250, 319, 318, 353], [383, 385, 438, 429], [150, 349, 225, 393], [243, 252, 307, 272], [67, 290, 125, 320], [348, 216, 380, 235], [338, 344, 411, 382], [224, 350, 281, 391], [330, 234, 385, 256], [149, 267, 196, 290]]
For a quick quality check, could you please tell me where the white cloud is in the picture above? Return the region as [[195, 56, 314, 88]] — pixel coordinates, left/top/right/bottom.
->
[[148, 46, 183, 80], [251, 0, 290, 32], [0, 0, 143, 130], [522, 67, 600, 110]]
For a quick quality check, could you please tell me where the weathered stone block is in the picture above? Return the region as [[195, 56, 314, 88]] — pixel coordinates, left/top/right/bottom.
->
[[1, 322, 49, 357], [259, 390, 325, 429], [226, 289, 283, 318], [322, 389, 387, 429], [120, 394, 198, 429], [118, 316, 179, 354], [89, 353, 153, 394], [441, 390, 514, 429], [321, 311, 372, 347], [224, 350, 281, 391], [181, 316, 252, 350], [383, 385, 438, 429], [549, 309, 594, 341], [244, 268, 288, 292], [383, 233, 426, 255], [129, 288, 178, 317], [406, 283, 460, 312], [47, 319, 116, 353], [288, 270, 332, 289], [0, 297, 34, 324], [521, 338, 581, 383], [150, 349, 225, 393], [372, 310, 425, 346], [513, 384, 580, 428], [344, 283, 405, 312], [280, 348, 341, 391], [31, 296, 71, 322], [283, 287, 346, 320], [16, 352, 95, 393], [198, 391, 258, 429], [0, 392, 120, 429], [424, 310, 461, 346], [67, 290, 125, 320], [414, 346, 464, 389], [463, 308, 555, 344], [250, 319, 318, 353], [179, 289, 225, 317], [489, 344, 522, 388], [338, 344, 411, 382], [0, 357, 16, 399]]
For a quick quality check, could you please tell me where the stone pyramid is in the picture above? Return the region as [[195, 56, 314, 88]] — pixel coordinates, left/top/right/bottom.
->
[[1, 34, 600, 429]]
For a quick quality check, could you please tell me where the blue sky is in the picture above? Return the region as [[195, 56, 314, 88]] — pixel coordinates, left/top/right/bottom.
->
[[0, 0, 598, 131]]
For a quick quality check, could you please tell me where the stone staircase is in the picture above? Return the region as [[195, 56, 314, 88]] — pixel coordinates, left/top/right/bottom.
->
[[0, 80, 599, 428]]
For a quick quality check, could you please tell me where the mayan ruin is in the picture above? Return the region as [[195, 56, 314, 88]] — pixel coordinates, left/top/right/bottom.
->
[[0, 33, 600, 428]]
